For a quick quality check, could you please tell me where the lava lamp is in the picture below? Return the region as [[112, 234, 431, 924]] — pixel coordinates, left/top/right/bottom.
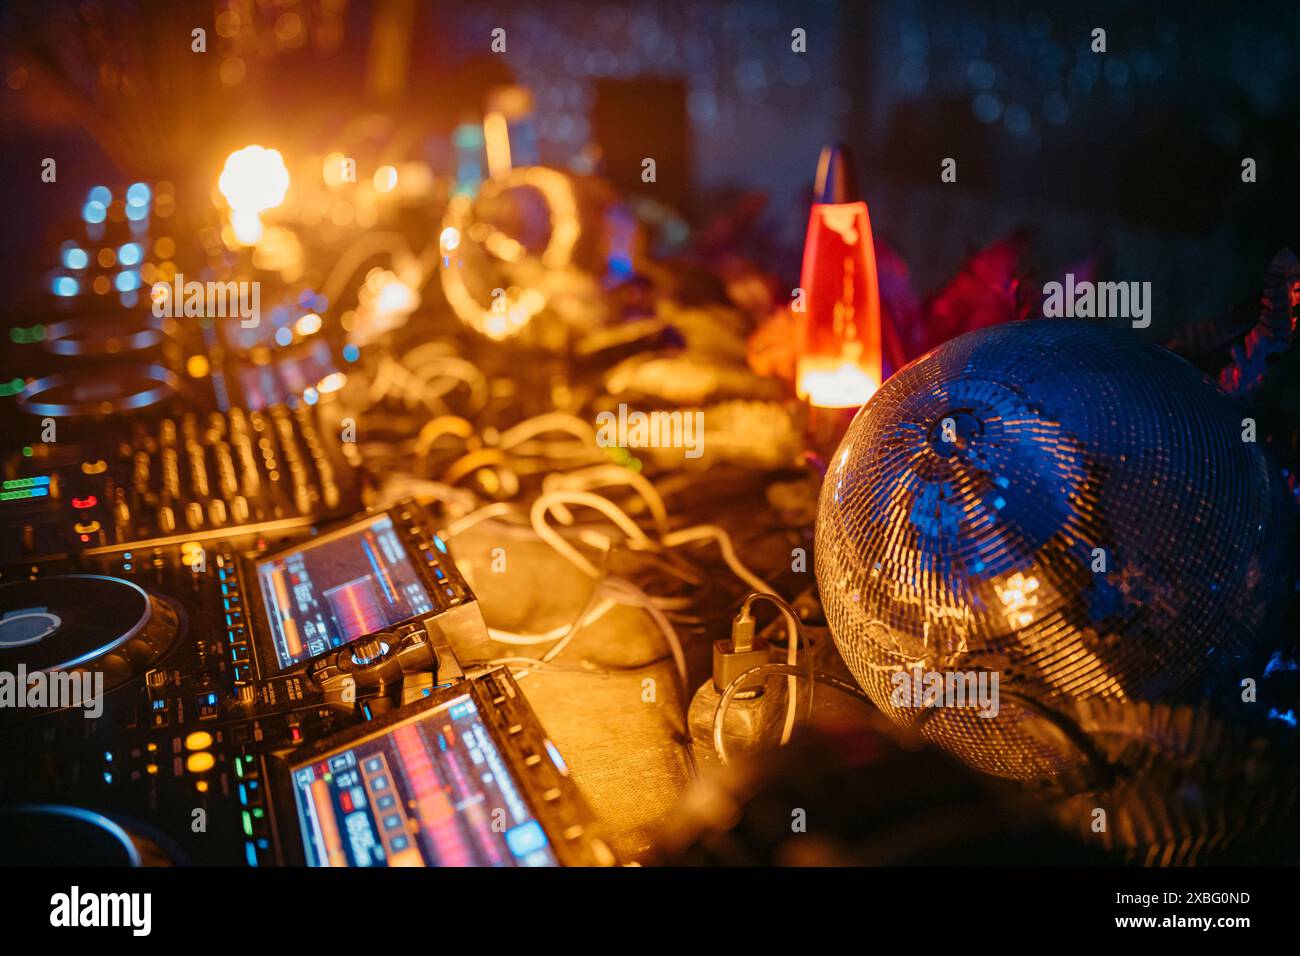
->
[[795, 144, 882, 409]]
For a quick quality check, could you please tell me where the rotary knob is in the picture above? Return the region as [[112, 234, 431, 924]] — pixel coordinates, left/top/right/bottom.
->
[[350, 635, 389, 666]]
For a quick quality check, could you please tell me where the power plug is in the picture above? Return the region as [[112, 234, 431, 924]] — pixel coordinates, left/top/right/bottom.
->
[[711, 606, 771, 694]]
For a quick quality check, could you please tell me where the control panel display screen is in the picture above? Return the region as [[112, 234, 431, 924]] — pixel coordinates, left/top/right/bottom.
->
[[290, 694, 559, 867], [256, 514, 434, 670]]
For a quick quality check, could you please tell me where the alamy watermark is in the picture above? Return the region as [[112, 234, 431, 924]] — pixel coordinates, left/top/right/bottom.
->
[[595, 403, 704, 459], [50, 886, 151, 936], [890, 664, 1000, 718], [151, 272, 260, 328], [1043, 273, 1151, 328], [0, 666, 103, 718]]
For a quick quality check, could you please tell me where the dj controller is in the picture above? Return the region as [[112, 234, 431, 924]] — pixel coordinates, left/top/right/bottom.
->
[[0, 286, 614, 868]]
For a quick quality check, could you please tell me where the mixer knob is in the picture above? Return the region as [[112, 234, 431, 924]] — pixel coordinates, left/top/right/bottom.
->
[[157, 505, 176, 533], [237, 685, 257, 704], [133, 452, 150, 492], [209, 499, 227, 526]]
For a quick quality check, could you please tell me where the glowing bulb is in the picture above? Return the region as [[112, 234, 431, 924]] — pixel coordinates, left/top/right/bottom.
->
[[350, 268, 420, 345], [322, 152, 351, 188], [373, 165, 398, 193], [219, 145, 290, 214], [375, 277, 416, 316], [219, 145, 289, 245], [317, 371, 347, 394], [230, 209, 264, 245], [798, 361, 878, 409]]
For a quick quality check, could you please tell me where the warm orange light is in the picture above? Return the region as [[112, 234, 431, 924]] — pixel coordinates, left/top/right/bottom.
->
[[798, 358, 878, 409], [317, 371, 347, 394], [220, 145, 290, 213], [795, 146, 882, 409], [219, 145, 290, 246], [483, 111, 512, 179]]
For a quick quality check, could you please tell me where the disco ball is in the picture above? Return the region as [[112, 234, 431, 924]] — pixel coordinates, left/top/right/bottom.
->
[[815, 320, 1293, 781]]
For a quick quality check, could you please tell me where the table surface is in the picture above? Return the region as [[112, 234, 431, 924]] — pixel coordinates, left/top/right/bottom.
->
[[457, 519, 868, 861]]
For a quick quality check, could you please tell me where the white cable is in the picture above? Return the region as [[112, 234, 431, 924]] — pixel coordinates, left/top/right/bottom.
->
[[444, 502, 517, 538], [498, 413, 599, 450], [529, 489, 654, 578], [740, 592, 809, 746], [542, 464, 670, 534], [600, 577, 688, 700], [487, 597, 619, 645], [661, 524, 775, 595]]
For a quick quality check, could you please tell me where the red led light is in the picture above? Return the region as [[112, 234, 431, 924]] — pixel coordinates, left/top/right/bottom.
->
[[72, 495, 98, 509]]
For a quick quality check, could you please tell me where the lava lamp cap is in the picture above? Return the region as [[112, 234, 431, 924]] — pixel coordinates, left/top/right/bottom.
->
[[813, 143, 860, 204]]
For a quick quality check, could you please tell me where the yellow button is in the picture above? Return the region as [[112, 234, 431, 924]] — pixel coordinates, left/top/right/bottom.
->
[[81, 459, 108, 475], [73, 520, 101, 534], [146, 763, 158, 775], [185, 752, 215, 774], [184, 731, 213, 751], [195, 780, 209, 793]]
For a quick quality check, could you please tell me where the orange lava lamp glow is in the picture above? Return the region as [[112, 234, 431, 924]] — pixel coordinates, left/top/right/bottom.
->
[[795, 145, 882, 409]]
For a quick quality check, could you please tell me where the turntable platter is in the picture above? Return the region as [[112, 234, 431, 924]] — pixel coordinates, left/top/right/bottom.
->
[[0, 806, 173, 866], [0, 575, 180, 693], [16, 364, 177, 417]]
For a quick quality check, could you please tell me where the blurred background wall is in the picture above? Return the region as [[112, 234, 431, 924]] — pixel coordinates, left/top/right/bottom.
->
[[3, 0, 1298, 338]]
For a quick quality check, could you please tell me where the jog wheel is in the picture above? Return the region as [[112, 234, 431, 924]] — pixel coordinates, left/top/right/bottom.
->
[[0, 806, 174, 866], [16, 363, 177, 417], [0, 575, 181, 704]]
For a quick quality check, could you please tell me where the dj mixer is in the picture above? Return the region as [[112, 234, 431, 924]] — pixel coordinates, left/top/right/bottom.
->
[[0, 277, 614, 868]]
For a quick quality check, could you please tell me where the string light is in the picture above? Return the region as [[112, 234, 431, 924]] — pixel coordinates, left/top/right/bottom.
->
[[439, 167, 580, 340]]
